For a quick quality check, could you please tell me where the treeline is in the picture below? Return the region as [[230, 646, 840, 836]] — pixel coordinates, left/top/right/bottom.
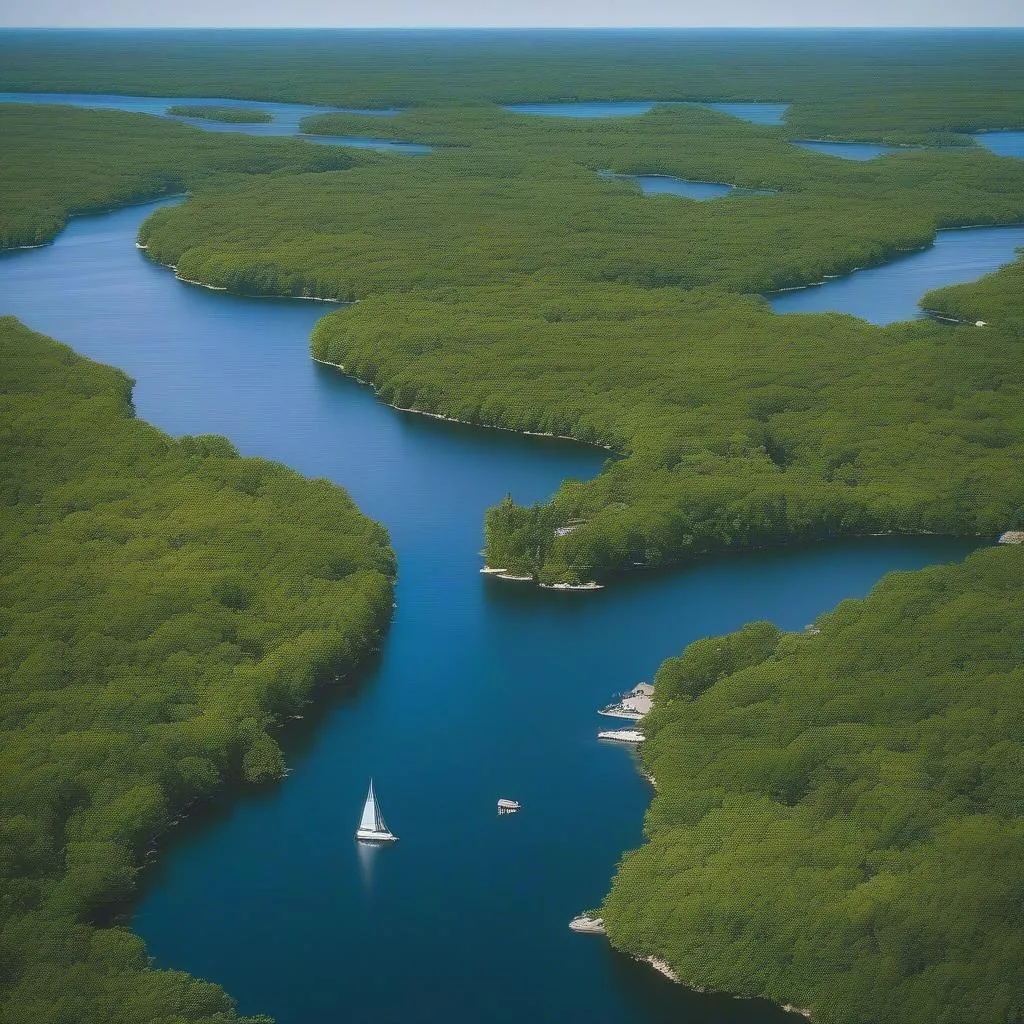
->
[[601, 544, 1024, 1024], [0, 104, 372, 250], [2, 29, 1024, 141], [0, 318, 395, 1023], [167, 104, 273, 123]]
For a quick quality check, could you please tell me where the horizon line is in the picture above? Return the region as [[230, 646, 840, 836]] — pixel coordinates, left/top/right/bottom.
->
[[2, 24, 1024, 31]]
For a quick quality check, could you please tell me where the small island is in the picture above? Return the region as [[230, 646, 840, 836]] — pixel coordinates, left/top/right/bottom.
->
[[166, 104, 273, 123]]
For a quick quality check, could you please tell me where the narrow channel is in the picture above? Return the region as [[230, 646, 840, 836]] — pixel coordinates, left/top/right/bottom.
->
[[0, 199, 980, 1024]]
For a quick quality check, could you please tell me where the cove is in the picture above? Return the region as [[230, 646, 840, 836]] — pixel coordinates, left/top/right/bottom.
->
[[792, 139, 903, 160], [599, 170, 733, 200], [768, 223, 1024, 324], [505, 100, 789, 124], [975, 130, 1024, 159], [598, 169, 776, 199], [0, 201, 981, 1024], [0, 91, 433, 153]]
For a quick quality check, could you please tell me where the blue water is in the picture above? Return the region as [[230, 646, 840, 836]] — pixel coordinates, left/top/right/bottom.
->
[[792, 132, 1024, 162], [505, 100, 789, 125], [0, 201, 981, 1024], [313, 135, 433, 154], [599, 170, 734, 199], [0, 91, 433, 153], [769, 224, 1024, 324], [793, 140, 902, 160], [599, 170, 777, 200], [975, 131, 1024, 159]]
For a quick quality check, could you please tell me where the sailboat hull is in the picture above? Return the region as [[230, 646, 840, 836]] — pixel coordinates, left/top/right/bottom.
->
[[355, 828, 398, 842]]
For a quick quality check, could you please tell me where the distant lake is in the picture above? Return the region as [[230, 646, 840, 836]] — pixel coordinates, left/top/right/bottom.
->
[[769, 223, 1024, 324], [793, 140, 903, 160], [0, 91, 433, 152], [598, 170, 776, 199], [0, 197, 981, 1024], [505, 100, 789, 125], [599, 170, 733, 199], [975, 130, 1024, 159]]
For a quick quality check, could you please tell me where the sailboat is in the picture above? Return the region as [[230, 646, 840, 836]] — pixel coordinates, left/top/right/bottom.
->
[[355, 778, 398, 842]]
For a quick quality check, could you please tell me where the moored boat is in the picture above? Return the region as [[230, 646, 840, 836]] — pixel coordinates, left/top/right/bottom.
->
[[597, 729, 645, 744]]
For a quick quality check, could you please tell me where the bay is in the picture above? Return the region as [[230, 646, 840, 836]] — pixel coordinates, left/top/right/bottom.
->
[[768, 223, 1024, 324]]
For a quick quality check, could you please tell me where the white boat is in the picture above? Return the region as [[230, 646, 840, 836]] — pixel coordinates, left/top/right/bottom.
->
[[597, 729, 645, 744], [497, 798, 521, 814], [355, 778, 398, 842]]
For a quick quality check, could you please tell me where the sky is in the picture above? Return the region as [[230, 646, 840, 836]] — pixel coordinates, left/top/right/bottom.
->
[[1, 0, 1022, 28]]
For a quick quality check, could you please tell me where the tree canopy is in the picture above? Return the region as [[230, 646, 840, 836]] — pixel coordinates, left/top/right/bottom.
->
[[0, 318, 395, 1023], [603, 545, 1024, 1024]]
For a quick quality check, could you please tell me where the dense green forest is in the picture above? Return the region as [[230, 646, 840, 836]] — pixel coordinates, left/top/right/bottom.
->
[[0, 104, 372, 250], [924, 259, 1024, 335], [0, 318, 395, 1023], [2, 29, 1024, 143], [602, 544, 1024, 1024], [3, 33, 1024, 1022], [127, 101, 1024, 582], [166, 105, 273, 123]]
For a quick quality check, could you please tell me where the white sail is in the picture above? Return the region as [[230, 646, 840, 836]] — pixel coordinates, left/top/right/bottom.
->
[[360, 780, 381, 832], [356, 778, 396, 841]]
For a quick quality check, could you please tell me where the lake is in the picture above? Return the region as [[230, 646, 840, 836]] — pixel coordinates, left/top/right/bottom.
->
[[975, 130, 1024, 159], [0, 91, 433, 152], [598, 170, 734, 199], [0, 200, 982, 1024], [505, 100, 789, 124], [599, 170, 777, 199], [792, 140, 903, 160], [769, 223, 1024, 324]]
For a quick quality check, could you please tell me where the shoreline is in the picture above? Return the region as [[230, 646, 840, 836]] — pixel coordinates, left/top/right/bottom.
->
[[765, 217, 1024, 298], [142, 248, 344, 303], [631, 952, 812, 1020], [312, 356, 615, 451], [565, 915, 815, 1022]]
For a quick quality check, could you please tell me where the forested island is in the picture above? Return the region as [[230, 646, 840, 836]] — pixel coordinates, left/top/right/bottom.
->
[[603, 545, 1024, 1024], [1, 27, 1024, 1024], [0, 317, 395, 1022], [167, 104, 274, 123]]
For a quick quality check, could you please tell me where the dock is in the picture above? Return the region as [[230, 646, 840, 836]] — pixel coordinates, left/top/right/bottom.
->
[[598, 682, 653, 720], [598, 729, 645, 744]]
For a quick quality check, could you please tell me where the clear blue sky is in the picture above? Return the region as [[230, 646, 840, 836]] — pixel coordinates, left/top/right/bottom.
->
[[2, 0, 1022, 28]]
